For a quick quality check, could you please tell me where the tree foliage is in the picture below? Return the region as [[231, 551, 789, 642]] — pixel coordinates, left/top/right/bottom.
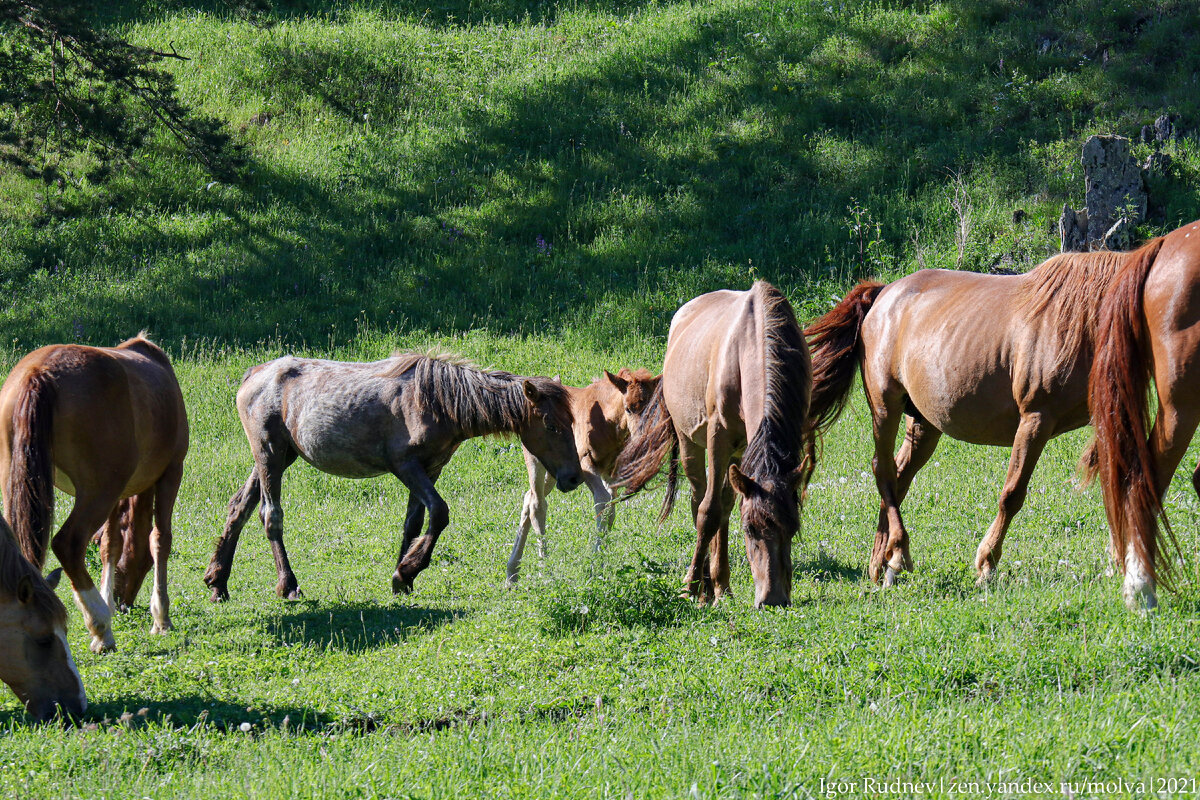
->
[[0, 0, 244, 183]]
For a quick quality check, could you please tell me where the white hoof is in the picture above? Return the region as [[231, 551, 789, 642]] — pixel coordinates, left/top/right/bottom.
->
[[883, 566, 898, 587]]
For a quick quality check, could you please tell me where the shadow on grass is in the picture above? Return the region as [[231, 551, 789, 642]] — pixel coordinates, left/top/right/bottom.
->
[[793, 552, 863, 583], [259, 601, 467, 652]]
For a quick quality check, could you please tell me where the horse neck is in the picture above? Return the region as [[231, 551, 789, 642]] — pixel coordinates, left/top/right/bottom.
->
[[742, 287, 808, 481]]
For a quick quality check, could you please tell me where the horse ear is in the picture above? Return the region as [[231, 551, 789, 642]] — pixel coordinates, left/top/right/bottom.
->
[[523, 380, 542, 403], [552, 374, 562, 384], [787, 465, 807, 493], [728, 464, 758, 498], [604, 370, 629, 394], [17, 575, 34, 605], [46, 568, 63, 590]]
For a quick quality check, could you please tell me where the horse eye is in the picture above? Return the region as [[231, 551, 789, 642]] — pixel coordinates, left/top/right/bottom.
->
[[33, 635, 55, 649]]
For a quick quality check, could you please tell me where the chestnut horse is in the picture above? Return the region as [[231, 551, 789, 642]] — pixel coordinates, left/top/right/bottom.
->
[[614, 281, 815, 607], [204, 352, 582, 601], [805, 239, 1168, 605], [0, 336, 189, 653], [1087, 221, 1200, 611], [507, 368, 661, 584], [0, 519, 85, 720]]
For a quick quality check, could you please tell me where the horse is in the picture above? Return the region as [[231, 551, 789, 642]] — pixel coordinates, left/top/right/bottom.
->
[[1087, 221, 1200, 612], [0, 336, 189, 653], [803, 241, 1164, 601], [506, 368, 661, 585], [0, 519, 85, 720], [614, 281, 816, 608], [203, 352, 583, 601]]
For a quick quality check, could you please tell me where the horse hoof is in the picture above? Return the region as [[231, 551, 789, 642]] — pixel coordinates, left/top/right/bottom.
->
[[883, 566, 898, 587], [209, 587, 229, 603], [150, 621, 173, 635], [283, 589, 304, 601], [90, 635, 116, 654], [392, 575, 413, 595]]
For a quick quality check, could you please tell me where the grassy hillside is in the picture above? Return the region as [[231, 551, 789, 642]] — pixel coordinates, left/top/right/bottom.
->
[[2, 0, 1200, 348]]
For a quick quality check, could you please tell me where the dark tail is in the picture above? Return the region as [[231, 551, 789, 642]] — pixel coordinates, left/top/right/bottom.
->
[[804, 280, 885, 435], [7, 369, 57, 568], [1087, 236, 1175, 590], [611, 381, 679, 524]]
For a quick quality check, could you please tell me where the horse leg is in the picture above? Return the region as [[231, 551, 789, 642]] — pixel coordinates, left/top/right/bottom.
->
[[870, 416, 942, 578], [708, 476, 735, 602], [391, 459, 449, 594], [585, 470, 614, 552], [258, 449, 301, 600], [676, 436, 712, 602], [148, 460, 183, 634], [868, 395, 909, 586], [52, 493, 122, 653], [508, 452, 548, 586], [1130, 393, 1200, 611], [98, 504, 125, 612], [115, 491, 155, 610], [686, 429, 732, 606], [204, 469, 261, 602], [974, 413, 1051, 583]]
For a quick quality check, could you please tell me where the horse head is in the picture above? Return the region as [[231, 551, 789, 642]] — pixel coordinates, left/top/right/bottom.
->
[[520, 379, 582, 492], [0, 568, 86, 720], [728, 464, 804, 608]]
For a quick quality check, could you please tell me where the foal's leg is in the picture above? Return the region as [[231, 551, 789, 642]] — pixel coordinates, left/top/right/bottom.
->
[[869, 416, 941, 580], [391, 459, 450, 594], [585, 470, 614, 552], [204, 469, 262, 601], [974, 413, 1052, 583], [508, 450, 550, 585], [98, 504, 125, 611], [53, 492, 124, 653], [148, 460, 184, 634]]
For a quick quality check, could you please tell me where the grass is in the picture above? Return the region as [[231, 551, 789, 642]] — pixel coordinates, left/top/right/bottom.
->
[[4, 0, 1200, 796]]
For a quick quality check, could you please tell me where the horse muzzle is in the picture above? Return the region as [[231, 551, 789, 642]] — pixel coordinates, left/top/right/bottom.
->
[[556, 469, 583, 493]]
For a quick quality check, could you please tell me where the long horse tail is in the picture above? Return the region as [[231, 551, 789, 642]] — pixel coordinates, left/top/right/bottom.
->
[[803, 280, 886, 435], [611, 380, 679, 523], [7, 369, 57, 569], [1087, 235, 1176, 591]]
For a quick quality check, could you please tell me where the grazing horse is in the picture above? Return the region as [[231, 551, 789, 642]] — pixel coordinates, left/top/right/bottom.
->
[[804, 242, 1163, 595], [507, 368, 661, 585], [0, 519, 85, 720], [1087, 221, 1200, 611], [614, 281, 815, 607], [204, 352, 583, 601], [0, 337, 189, 653]]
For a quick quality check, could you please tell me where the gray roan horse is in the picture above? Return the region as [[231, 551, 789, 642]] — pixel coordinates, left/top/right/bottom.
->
[[614, 281, 816, 607], [204, 352, 582, 601]]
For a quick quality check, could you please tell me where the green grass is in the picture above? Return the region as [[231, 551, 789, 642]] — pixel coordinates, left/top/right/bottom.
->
[[1, 334, 1199, 798], [5, 0, 1200, 796]]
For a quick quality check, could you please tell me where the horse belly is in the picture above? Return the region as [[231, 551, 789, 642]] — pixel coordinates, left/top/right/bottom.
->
[[919, 395, 1020, 446]]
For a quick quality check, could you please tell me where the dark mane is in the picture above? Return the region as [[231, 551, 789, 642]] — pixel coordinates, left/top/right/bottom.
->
[[740, 282, 816, 504], [383, 351, 571, 436], [1016, 250, 1127, 371], [0, 519, 66, 625]]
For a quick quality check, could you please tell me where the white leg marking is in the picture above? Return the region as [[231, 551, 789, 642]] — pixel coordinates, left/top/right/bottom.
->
[[74, 586, 116, 653], [1122, 544, 1158, 614], [149, 553, 172, 634]]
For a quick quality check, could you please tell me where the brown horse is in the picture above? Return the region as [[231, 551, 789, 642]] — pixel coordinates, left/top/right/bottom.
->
[[0, 336, 189, 653], [1087, 221, 1200, 611], [804, 242, 1163, 597], [204, 352, 582, 601], [0, 520, 85, 720], [614, 281, 815, 607], [507, 368, 661, 584]]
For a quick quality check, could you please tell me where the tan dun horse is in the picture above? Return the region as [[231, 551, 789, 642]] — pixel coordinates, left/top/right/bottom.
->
[[614, 281, 815, 607], [0, 518, 85, 720], [805, 236, 1174, 606], [0, 336, 189, 653], [507, 368, 661, 584], [1087, 220, 1200, 611], [204, 352, 582, 601]]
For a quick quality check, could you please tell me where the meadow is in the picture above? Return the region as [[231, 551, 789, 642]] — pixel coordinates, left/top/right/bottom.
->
[[3, 0, 1200, 797]]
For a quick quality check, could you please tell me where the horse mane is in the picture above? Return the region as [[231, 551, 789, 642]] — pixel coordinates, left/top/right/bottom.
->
[[1016, 250, 1128, 370], [0, 521, 66, 625], [381, 351, 571, 436], [740, 282, 816, 511]]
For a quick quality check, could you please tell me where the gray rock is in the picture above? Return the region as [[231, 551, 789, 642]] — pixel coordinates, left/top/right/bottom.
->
[[1059, 204, 1088, 252], [1081, 134, 1145, 249]]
